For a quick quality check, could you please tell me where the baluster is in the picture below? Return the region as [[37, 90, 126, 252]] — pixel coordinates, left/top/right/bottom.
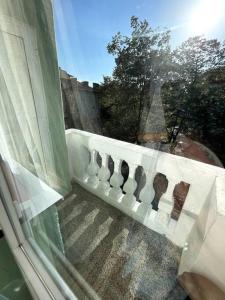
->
[[97, 152, 110, 194], [155, 201, 172, 228], [137, 168, 156, 218], [109, 157, 124, 201], [86, 149, 99, 187], [155, 178, 177, 229], [121, 163, 137, 208], [161, 178, 176, 203], [139, 168, 156, 203]]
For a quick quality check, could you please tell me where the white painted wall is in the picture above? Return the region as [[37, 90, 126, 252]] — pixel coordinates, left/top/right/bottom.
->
[[179, 175, 225, 292]]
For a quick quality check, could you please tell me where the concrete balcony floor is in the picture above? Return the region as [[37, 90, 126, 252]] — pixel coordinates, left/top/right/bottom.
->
[[57, 183, 187, 300]]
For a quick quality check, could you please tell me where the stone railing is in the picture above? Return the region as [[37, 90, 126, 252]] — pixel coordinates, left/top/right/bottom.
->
[[65, 129, 225, 247]]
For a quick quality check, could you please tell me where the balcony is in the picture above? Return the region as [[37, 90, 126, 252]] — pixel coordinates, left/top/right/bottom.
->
[[57, 182, 186, 299], [62, 129, 225, 296]]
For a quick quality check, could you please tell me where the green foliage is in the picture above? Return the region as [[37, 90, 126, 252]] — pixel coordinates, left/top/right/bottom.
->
[[100, 76, 140, 142], [162, 36, 225, 162], [100, 17, 225, 164], [100, 16, 172, 142]]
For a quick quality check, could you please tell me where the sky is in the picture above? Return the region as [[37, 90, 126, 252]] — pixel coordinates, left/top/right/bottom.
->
[[53, 0, 225, 84]]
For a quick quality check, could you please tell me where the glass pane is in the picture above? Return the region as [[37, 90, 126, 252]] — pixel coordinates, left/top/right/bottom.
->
[[54, 0, 225, 298], [0, 233, 33, 300], [0, 0, 74, 298], [0, 0, 224, 300]]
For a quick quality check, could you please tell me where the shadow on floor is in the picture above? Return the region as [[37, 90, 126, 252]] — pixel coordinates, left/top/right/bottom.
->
[[56, 183, 187, 300]]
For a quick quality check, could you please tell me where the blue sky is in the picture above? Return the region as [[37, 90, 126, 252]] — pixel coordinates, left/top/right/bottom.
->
[[54, 0, 225, 84]]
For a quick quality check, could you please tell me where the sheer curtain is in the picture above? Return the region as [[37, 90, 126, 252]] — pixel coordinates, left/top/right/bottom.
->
[[0, 2, 71, 195], [0, 0, 71, 258]]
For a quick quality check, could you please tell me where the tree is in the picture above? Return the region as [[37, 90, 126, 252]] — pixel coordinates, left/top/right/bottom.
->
[[100, 17, 225, 165], [163, 36, 225, 145], [162, 36, 225, 163], [100, 16, 172, 142]]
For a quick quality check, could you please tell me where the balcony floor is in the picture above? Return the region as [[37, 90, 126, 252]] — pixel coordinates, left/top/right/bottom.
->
[[57, 183, 187, 300]]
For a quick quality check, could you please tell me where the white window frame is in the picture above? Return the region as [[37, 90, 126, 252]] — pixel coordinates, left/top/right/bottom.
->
[[0, 14, 77, 300], [0, 160, 77, 300]]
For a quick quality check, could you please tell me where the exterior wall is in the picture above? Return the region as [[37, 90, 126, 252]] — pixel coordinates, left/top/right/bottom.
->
[[60, 68, 102, 134]]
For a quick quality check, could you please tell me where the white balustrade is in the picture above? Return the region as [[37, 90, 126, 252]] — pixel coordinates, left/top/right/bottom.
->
[[66, 129, 224, 247], [139, 168, 156, 204], [97, 152, 110, 194], [121, 163, 137, 208], [137, 168, 156, 222], [160, 178, 177, 204], [109, 157, 124, 201], [153, 177, 177, 232], [86, 149, 99, 187], [155, 201, 173, 231]]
